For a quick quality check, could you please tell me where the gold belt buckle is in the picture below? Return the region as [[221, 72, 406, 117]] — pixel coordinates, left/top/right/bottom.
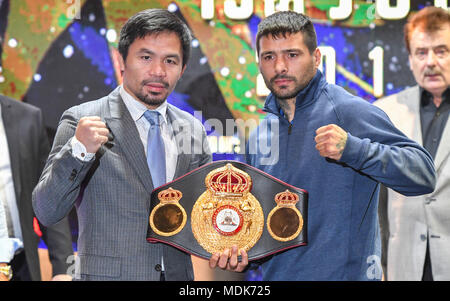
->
[[190, 163, 264, 254]]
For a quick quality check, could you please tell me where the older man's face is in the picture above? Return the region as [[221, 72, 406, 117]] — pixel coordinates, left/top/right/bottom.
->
[[409, 24, 450, 98]]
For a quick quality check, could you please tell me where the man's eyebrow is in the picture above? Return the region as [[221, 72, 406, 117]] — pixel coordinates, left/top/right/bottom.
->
[[415, 45, 449, 50], [433, 44, 449, 49], [260, 48, 302, 56], [136, 48, 180, 59], [282, 48, 302, 53], [137, 48, 155, 55], [260, 50, 274, 56]]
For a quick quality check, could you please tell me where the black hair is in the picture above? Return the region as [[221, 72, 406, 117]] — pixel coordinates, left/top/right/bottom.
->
[[118, 8, 192, 67], [256, 11, 317, 55]]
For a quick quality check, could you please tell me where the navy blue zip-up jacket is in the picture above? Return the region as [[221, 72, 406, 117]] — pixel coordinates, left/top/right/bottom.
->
[[246, 70, 436, 280]]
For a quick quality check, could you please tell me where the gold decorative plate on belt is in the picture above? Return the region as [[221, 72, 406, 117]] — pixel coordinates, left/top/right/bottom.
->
[[149, 187, 187, 237], [191, 163, 264, 255]]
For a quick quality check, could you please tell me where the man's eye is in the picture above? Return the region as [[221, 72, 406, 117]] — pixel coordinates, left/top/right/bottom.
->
[[435, 48, 449, 58], [263, 55, 273, 61], [288, 52, 298, 58], [142, 56, 151, 60], [415, 50, 427, 59]]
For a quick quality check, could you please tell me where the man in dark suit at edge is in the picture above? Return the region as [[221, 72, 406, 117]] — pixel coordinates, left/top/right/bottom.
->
[[0, 94, 74, 281]]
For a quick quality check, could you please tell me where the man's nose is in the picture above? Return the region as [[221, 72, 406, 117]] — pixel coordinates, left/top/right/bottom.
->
[[274, 57, 288, 74], [149, 60, 166, 77], [426, 51, 437, 67]]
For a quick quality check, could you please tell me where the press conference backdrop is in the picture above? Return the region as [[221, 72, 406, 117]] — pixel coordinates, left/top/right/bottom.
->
[[0, 0, 448, 279]]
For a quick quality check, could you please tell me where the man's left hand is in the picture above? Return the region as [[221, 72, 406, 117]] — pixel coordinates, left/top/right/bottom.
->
[[209, 245, 248, 272], [315, 124, 348, 161]]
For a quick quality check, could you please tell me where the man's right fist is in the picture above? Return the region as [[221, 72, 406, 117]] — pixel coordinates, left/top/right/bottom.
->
[[75, 116, 109, 153]]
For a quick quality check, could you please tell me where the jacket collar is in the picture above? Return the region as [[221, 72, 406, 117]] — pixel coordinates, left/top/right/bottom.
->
[[263, 70, 325, 117]]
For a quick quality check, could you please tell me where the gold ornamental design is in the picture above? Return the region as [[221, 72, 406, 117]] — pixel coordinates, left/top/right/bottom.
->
[[267, 190, 303, 242], [191, 163, 264, 255], [149, 187, 187, 237]]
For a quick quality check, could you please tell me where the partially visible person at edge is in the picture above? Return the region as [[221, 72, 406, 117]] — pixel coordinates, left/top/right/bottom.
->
[[375, 6, 450, 281], [32, 8, 245, 281], [245, 11, 436, 281], [0, 94, 74, 281]]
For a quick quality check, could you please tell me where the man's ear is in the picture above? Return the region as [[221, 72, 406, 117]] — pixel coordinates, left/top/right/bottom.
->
[[118, 52, 125, 73], [313, 47, 321, 69], [408, 55, 413, 72], [180, 64, 187, 77]]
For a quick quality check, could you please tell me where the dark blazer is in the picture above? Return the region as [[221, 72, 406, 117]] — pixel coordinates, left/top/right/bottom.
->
[[0, 94, 73, 280], [33, 87, 212, 280]]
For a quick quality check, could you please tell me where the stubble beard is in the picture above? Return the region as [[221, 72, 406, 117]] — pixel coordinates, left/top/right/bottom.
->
[[265, 75, 306, 101], [135, 79, 170, 107], [135, 90, 167, 107], [264, 62, 316, 101]]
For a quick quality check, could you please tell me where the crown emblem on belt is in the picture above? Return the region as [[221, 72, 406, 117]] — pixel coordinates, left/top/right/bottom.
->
[[275, 190, 299, 206], [158, 187, 182, 203], [205, 163, 252, 197]]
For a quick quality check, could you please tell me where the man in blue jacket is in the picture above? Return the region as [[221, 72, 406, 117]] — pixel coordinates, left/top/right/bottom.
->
[[246, 11, 436, 280]]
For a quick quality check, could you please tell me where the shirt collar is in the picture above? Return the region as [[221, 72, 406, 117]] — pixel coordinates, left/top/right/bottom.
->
[[119, 84, 168, 124], [265, 70, 323, 117], [420, 86, 450, 108]]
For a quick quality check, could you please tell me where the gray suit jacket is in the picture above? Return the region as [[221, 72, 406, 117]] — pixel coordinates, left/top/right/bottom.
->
[[375, 86, 450, 280], [32, 87, 212, 280]]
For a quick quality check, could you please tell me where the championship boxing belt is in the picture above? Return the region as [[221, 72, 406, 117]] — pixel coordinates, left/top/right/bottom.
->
[[146, 160, 308, 261]]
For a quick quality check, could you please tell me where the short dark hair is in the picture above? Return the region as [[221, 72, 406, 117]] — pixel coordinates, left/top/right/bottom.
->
[[256, 11, 317, 55], [118, 8, 192, 67], [404, 6, 450, 54]]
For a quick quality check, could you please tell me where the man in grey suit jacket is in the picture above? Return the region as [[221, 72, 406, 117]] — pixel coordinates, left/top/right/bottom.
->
[[32, 9, 245, 281], [375, 7, 450, 280]]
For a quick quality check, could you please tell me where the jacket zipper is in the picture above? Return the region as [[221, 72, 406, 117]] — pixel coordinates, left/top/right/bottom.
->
[[288, 123, 293, 135]]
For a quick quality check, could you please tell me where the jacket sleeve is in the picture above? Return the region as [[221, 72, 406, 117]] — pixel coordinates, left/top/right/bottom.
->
[[338, 102, 436, 196], [32, 108, 95, 226], [34, 107, 75, 275]]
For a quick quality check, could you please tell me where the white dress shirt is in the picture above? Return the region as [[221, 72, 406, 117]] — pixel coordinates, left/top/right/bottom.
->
[[0, 197, 23, 263], [119, 85, 178, 184], [71, 85, 178, 184]]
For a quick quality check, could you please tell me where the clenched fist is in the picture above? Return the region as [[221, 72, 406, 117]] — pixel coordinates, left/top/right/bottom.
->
[[315, 124, 348, 161], [75, 116, 109, 153]]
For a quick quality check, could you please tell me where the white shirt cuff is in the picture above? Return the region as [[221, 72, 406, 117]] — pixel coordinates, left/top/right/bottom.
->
[[71, 136, 96, 162], [0, 238, 23, 263]]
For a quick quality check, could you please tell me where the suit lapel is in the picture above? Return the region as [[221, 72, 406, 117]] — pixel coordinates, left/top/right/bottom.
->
[[104, 90, 154, 193], [434, 116, 450, 172], [400, 86, 449, 172], [167, 105, 190, 179], [0, 97, 22, 201], [400, 86, 423, 144]]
